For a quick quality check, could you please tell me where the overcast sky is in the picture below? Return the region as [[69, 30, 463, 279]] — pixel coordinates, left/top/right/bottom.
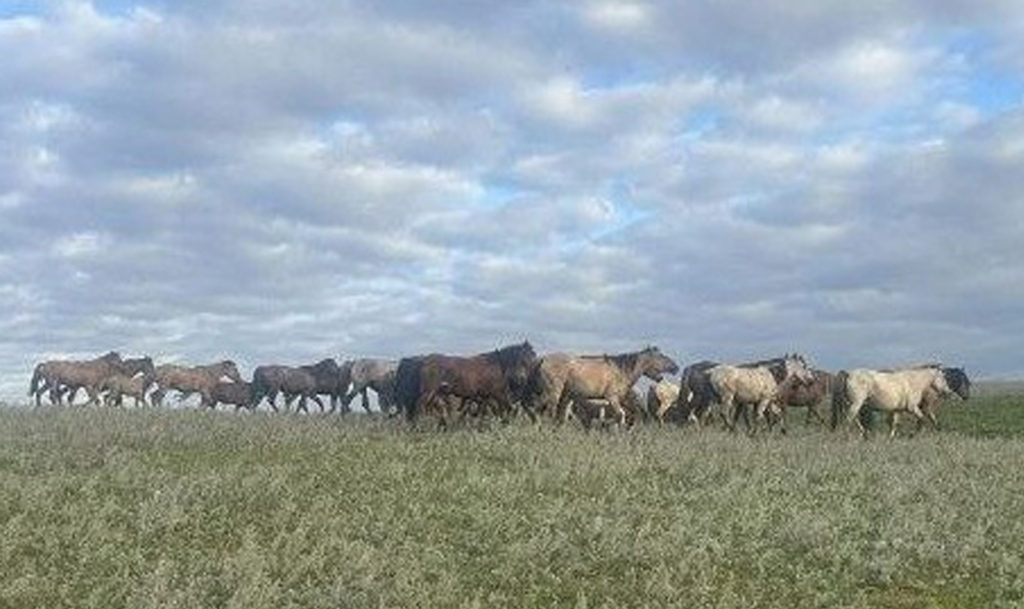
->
[[2, 1, 1024, 400]]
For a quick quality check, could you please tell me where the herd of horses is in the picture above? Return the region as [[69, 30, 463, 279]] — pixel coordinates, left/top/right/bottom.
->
[[26, 343, 972, 437]]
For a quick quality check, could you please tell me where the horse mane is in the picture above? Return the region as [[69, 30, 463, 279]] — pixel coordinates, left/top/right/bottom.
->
[[486, 342, 534, 371]]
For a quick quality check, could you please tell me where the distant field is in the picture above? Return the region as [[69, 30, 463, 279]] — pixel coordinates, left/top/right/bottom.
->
[[1, 389, 1023, 608]]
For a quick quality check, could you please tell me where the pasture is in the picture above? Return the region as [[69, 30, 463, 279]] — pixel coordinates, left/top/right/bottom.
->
[[2, 389, 1024, 608]]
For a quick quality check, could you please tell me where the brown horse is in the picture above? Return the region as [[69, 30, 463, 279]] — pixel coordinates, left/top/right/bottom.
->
[[409, 342, 537, 428], [149, 360, 243, 407], [29, 352, 129, 407], [64, 356, 154, 406], [100, 373, 151, 408], [554, 347, 679, 427], [772, 368, 835, 427], [251, 365, 325, 413]]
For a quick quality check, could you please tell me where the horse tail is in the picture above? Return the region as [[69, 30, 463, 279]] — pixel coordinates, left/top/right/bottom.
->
[[29, 364, 43, 397], [830, 370, 849, 430], [394, 357, 423, 421]]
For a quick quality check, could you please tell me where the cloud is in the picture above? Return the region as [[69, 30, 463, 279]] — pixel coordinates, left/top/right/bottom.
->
[[2, 0, 1024, 400]]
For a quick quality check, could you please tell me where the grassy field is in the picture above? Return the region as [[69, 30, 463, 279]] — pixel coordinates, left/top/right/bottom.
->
[[1, 389, 1024, 608]]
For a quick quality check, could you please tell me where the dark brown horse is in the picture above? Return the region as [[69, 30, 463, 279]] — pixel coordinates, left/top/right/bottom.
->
[[251, 365, 325, 413], [298, 358, 352, 413], [408, 342, 537, 428], [149, 360, 242, 407], [206, 381, 257, 411]]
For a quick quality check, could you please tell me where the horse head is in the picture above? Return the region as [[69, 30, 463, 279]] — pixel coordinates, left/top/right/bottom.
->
[[942, 367, 971, 400], [638, 346, 679, 382], [220, 360, 243, 382], [781, 353, 814, 383]]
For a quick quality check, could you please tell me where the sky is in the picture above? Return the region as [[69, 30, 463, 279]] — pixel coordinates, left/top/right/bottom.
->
[[2, 1, 1024, 401]]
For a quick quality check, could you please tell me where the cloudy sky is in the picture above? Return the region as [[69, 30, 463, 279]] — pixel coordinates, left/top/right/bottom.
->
[[2, 1, 1024, 400]]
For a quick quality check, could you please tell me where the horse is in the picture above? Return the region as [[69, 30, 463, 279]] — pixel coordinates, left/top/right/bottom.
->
[[251, 365, 325, 413], [64, 356, 155, 406], [646, 379, 684, 425], [149, 360, 243, 407], [99, 373, 150, 408], [344, 358, 398, 414], [676, 354, 812, 430], [772, 368, 835, 426], [704, 354, 814, 434], [554, 346, 680, 428], [298, 358, 352, 413], [831, 365, 956, 438], [409, 342, 537, 428], [847, 365, 971, 435], [576, 388, 647, 429], [28, 352, 128, 407], [673, 360, 719, 425], [206, 381, 257, 411]]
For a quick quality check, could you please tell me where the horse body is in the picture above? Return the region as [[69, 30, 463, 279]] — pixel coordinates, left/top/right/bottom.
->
[[833, 366, 954, 437], [555, 347, 679, 427], [29, 352, 127, 407], [149, 360, 242, 407], [251, 365, 324, 413], [704, 354, 813, 433], [299, 358, 351, 413], [345, 358, 398, 414], [647, 379, 683, 425], [410, 342, 537, 427], [208, 381, 256, 411], [100, 373, 150, 408], [773, 368, 834, 425]]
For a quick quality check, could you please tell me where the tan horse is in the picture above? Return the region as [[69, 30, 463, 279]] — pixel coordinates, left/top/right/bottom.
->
[[706, 354, 813, 433], [554, 347, 679, 427], [832, 366, 954, 438], [149, 360, 243, 407]]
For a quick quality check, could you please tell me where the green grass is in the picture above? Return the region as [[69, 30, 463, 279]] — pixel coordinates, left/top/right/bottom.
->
[[1, 390, 1024, 608]]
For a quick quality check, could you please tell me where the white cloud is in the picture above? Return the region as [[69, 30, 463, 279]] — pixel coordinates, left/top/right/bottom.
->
[[1, 1, 1024, 399]]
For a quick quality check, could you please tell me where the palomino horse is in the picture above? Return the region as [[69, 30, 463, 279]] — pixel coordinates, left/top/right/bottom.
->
[[409, 342, 537, 428], [647, 379, 684, 425], [28, 352, 131, 407], [251, 365, 325, 413], [344, 358, 398, 414], [148, 360, 243, 408], [705, 354, 814, 433], [831, 365, 956, 438], [554, 346, 679, 427], [839, 365, 970, 436]]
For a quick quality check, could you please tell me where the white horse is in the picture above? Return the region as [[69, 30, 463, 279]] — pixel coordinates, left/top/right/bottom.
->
[[833, 366, 954, 438], [706, 354, 813, 433], [646, 379, 684, 425]]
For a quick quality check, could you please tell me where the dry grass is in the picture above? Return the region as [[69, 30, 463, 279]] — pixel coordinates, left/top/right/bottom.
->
[[1, 392, 1023, 608]]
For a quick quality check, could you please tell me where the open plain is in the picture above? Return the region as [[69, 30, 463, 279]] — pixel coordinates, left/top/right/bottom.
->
[[1, 388, 1023, 608]]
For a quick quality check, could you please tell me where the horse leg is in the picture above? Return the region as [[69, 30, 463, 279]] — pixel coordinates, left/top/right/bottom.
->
[[311, 394, 325, 413], [845, 398, 868, 439]]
